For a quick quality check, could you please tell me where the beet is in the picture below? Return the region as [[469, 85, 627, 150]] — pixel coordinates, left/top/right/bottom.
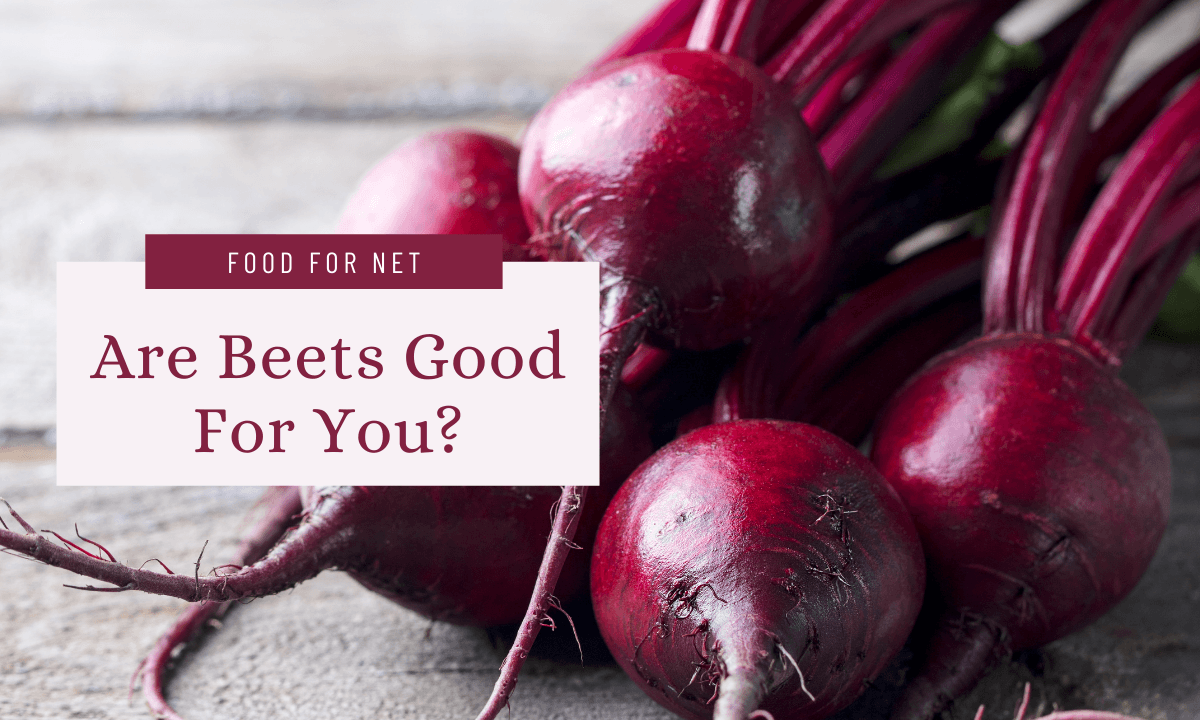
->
[[591, 420, 925, 720], [335, 129, 534, 260], [870, 2, 1200, 715], [872, 335, 1171, 718], [520, 47, 834, 357], [482, 7, 1022, 711]]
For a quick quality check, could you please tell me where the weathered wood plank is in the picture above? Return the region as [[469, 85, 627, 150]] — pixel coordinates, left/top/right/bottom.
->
[[0, 0, 659, 119]]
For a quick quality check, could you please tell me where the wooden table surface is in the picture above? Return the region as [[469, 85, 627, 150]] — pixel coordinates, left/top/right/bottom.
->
[[2, 1, 1199, 719]]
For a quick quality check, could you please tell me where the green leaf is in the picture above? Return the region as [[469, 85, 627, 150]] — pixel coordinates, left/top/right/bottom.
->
[[1152, 252, 1200, 342], [876, 33, 1042, 179]]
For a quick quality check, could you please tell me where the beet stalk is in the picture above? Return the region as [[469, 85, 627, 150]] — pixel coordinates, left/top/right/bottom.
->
[[713, 234, 985, 427]]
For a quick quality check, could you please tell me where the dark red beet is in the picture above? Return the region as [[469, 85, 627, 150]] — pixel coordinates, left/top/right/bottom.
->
[[592, 420, 925, 720], [520, 48, 833, 354], [871, 335, 1170, 718], [336, 129, 534, 260], [476, 48, 835, 719], [870, 3, 1200, 715]]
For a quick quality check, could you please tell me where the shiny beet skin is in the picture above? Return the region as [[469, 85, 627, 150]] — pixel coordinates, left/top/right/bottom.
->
[[871, 334, 1171, 719], [519, 49, 833, 350], [592, 420, 924, 720], [873, 334, 1170, 648], [337, 129, 533, 260]]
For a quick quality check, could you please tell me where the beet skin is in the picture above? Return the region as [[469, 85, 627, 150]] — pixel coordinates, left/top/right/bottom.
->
[[592, 420, 924, 720], [872, 334, 1171, 719]]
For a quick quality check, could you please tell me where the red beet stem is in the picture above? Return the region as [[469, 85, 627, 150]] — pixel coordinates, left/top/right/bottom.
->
[[766, 0, 892, 104], [688, 0, 740, 51], [819, 4, 997, 199], [1106, 227, 1200, 358], [591, 0, 704, 69], [1141, 172, 1200, 266], [801, 291, 980, 443], [849, 0, 976, 55], [802, 42, 891, 139], [837, 0, 1097, 241], [472, 486, 589, 720], [138, 487, 303, 720], [753, 0, 822, 64], [718, 0, 767, 59], [712, 234, 981, 428], [1064, 37, 1200, 229], [983, 0, 1170, 336], [687, 0, 765, 58], [1054, 75, 1200, 357], [775, 236, 984, 419], [765, 0, 967, 105], [0, 489, 349, 602]]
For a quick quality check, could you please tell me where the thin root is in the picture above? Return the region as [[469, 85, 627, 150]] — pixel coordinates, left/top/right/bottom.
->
[[64, 581, 137, 593], [138, 558, 175, 574], [193, 540, 208, 596], [777, 643, 814, 702], [74, 524, 117, 562], [129, 658, 147, 703], [1014, 682, 1032, 720], [45, 530, 107, 561], [546, 595, 584, 664]]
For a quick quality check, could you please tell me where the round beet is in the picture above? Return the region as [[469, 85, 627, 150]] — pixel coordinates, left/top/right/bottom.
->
[[592, 420, 924, 720], [520, 48, 833, 353], [871, 334, 1171, 719], [336, 129, 534, 260], [869, 7, 1200, 714]]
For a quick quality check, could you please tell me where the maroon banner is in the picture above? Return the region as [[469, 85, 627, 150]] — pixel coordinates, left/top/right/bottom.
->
[[145, 234, 502, 289]]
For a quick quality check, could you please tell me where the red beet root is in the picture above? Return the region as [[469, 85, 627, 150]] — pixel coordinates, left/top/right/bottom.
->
[[592, 420, 925, 720], [336, 129, 533, 260], [872, 335, 1171, 717], [871, 2, 1200, 715], [481, 44, 834, 719], [519, 46, 833, 381]]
